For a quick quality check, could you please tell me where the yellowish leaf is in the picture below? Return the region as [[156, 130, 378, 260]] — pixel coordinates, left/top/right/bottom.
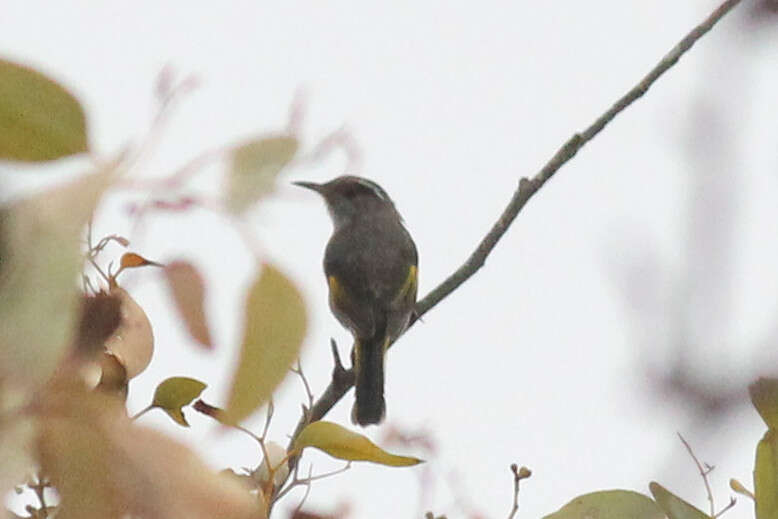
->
[[163, 260, 213, 348], [103, 286, 154, 379], [0, 162, 115, 389], [293, 421, 423, 467], [0, 418, 36, 503], [0, 59, 88, 161], [225, 135, 298, 213], [729, 478, 754, 500], [151, 376, 207, 427], [750, 378, 778, 429], [649, 482, 710, 519], [223, 263, 307, 425], [543, 489, 664, 519], [755, 429, 778, 519]]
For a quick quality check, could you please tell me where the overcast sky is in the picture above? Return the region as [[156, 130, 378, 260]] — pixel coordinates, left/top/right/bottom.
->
[[3, 1, 778, 518]]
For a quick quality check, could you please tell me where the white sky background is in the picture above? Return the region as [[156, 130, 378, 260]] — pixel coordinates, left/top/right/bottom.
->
[[2, 1, 778, 518]]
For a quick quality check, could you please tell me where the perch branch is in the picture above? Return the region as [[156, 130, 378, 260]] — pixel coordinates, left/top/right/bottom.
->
[[414, 0, 743, 319], [279, 0, 744, 501]]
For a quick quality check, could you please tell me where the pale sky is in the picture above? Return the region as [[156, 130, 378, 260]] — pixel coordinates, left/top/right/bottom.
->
[[3, 1, 778, 518]]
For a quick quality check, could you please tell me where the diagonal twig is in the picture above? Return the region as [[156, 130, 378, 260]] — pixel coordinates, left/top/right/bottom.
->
[[278, 0, 744, 503], [678, 432, 716, 517], [413, 0, 744, 320]]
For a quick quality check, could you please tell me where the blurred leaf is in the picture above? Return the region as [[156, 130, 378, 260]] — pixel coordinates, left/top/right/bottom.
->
[[750, 378, 778, 429], [163, 260, 213, 349], [0, 418, 36, 507], [223, 263, 306, 425], [151, 376, 207, 427], [73, 291, 122, 357], [0, 59, 88, 161], [293, 421, 422, 467], [649, 482, 710, 519], [119, 252, 162, 270], [253, 441, 289, 489], [103, 286, 154, 379], [543, 489, 664, 519], [225, 135, 298, 213], [729, 478, 754, 500], [39, 385, 262, 519], [0, 162, 115, 389], [755, 429, 778, 519], [95, 351, 129, 401]]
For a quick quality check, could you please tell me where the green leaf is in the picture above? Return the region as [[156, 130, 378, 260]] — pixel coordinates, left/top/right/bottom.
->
[[225, 135, 298, 213], [649, 482, 710, 519], [292, 421, 423, 467], [151, 377, 207, 427], [223, 263, 307, 425], [0, 59, 88, 161], [543, 489, 664, 519], [0, 162, 116, 389], [750, 378, 778, 429], [755, 429, 778, 519]]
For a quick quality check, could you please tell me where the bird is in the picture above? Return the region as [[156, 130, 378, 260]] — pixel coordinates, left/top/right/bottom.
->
[[294, 175, 418, 426]]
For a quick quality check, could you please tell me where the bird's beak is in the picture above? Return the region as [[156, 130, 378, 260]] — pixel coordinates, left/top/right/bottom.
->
[[292, 180, 324, 193]]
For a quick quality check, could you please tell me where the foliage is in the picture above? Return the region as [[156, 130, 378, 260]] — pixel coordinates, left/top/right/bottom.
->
[[0, 6, 769, 515], [0, 58, 420, 519]]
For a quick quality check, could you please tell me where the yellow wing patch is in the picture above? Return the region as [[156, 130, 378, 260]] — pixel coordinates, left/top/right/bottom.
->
[[392, 265, 418, 306], [327, 275, 346, 314]]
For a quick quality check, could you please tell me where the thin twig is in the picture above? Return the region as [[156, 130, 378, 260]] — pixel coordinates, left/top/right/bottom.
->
[[508, 465, 520, 519], [291, 360, 315, 413], [275, 462, 352, 502], [130, 404, 154, 421], [261, 399, 274, 441], [508, 464, 532, 519], [292, 465, 314, 517], [304, 461, 352, 483], [413, 0, 744, 321], [127, 70, 199, 175], [714, 497, 737, 518], [678, 432, 715, 517], [276, 0, 744, 506]]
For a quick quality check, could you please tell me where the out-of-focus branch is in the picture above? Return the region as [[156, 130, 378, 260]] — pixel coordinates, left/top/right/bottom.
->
[[278, 0, 744, 505]]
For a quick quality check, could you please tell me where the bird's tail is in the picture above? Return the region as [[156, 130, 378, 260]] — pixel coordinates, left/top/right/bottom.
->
[[351, 336, 387, 426]]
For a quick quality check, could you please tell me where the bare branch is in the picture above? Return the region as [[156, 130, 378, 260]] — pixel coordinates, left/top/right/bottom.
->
[[291, 360, 315, 413], [261, 399, 274, 441], [413, 0, 744, 320], [277, 0, 744, 505], [274, 462, 352, 503], [292, 465, 314, 517], [508, 464, 532, 519], [678, 432, 715, 517], [714, 497, 737, 518]]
